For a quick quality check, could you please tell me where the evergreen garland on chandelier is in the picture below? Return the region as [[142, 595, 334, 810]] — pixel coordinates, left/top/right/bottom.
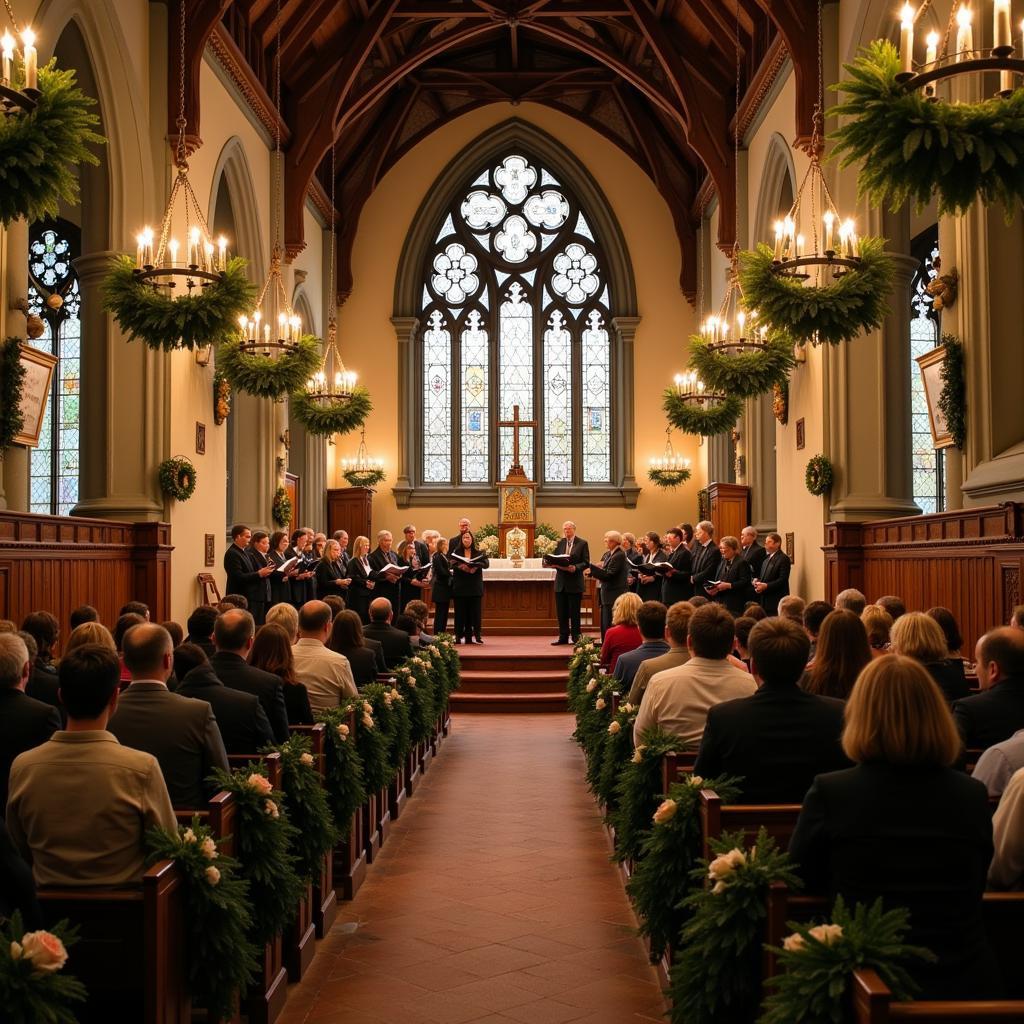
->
[[103, 255, 256, 352], [215, 333, 320, 399], [688, 332, 797, 398], [0, 60, 105, 226], [737, 238, 894, 346], [343, 467, 386, 488], [647, 466, 692, 489], [830, 40, 1024, 218], [0, 337, 26, 453], [938, 334, 966, 450], [663, 388, 743, 437], [291, 385, 372, 438]]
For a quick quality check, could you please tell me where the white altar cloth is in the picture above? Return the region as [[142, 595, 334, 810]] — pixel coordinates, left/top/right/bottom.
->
[[482, 557, 556, 582]]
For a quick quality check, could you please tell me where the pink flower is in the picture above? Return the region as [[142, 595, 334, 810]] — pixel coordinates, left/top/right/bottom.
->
[[247, 773, 273, 796], [653, 799, 677, 824], [200, 837, 217, 861], [300, 752, 315, 767], [595, 697, 606, 710], [205, 865, 221, 886], [19, 931, 68, 973]]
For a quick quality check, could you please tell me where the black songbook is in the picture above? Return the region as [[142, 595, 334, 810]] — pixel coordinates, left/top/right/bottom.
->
[[275, 556, 300, 574], [371, 563, 409, 580], [450, 553, 487, 566], [408, 564, 432, 580], [632, 561, 673, 576], [703, 580, 723, 591], [542, 553, 573, 566]]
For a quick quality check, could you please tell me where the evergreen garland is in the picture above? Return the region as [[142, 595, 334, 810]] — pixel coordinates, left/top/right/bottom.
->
[[737, 239, 894, 346], [0, 337, 26, 454], [343, 467, 387, 488], [344, 697, 391, 793], [392, 662, 435, 745], [158, 456, 197, 501], [689, 333, 797, 398], [316, 708, 367, 841], [360, 685, 405, 784], [760, 897, 934, 1024], [595, 701, 638, 809], [938, 333, 966, 450], [0, 911, 86, 1024], [215, 333, 320, 399], [578, 677, 617, 794], [209, 766, 304, 947], [0, 60, 104, 226], [805, 454, 834, 496], [663, 389, 744, 437], [103, 256, 256, 352], [146, 820, 259, 1023], [291, 386, 372, 438], [830, 40, 1024, 217], [669, 828, 800, 1024], [269, 735, 339, 884], [647, 466, 692, 490], [567, 637, 600, 713]]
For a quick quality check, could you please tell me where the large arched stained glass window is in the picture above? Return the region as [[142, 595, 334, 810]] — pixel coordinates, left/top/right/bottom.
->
[[420, 153, 614, 487], [27, 220, 82, 516]]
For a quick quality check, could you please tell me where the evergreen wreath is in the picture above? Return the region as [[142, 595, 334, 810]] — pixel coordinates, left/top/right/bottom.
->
[[103, 255, 256, 352], [805, 454, 834, 496], [830, 40, 1024, 218], [663, 388, 744, 437], [737, 238, 894, 346], [0, 60, 104, 226], [158, 456, 197, 501], [689, 333, 797, 398], [0, 337, 26, 454], [146, 820, 259, 1023], [291, 385, 372, 438], [343, 467, 386, 488], [668, 828, 800, 1024], [209, 766, 304, 947], [760, 897, 934, 1024], [315, 708, 367, 841], [271, 485, 291, 528], [215, 333, 320, 399], [938, 333, 966, 450], [647, 466, 692, 490], [0, 910, 86, 1024]]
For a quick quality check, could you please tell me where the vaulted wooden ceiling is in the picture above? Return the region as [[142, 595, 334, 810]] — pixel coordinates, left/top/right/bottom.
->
[[177, 0, 821, 304]]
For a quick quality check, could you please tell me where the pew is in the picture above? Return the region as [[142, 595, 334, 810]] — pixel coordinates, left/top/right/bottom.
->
[[37, 859, 190, 1024], [325, 709, 367, 900], [698, 789, 802, 861], [851, 969, 1024, 1022], [661, 751, 698, 794]]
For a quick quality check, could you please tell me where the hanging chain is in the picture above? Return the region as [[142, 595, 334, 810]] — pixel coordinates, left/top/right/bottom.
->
[[3, 0, 18, 28], [272, 0, 282, 254], [175, 0, 187, 168]]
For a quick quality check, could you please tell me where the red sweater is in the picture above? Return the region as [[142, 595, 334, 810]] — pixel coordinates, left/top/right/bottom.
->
[[599, 624, 642, 673]]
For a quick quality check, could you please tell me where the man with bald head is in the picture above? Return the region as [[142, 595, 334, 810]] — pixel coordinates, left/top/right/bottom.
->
[[108, 623, 229, 808], [954, 627, 1024, 750], [363, 598, 414, 668]]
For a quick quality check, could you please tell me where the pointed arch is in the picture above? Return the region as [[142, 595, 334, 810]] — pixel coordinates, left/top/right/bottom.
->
[[752, 133, 797, 250], [209, 137, 266, 281]]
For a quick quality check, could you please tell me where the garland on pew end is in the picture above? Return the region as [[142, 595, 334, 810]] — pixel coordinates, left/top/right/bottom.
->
[[210, 766, 304, 947], [363, 683, 413, 776], [669, 828, 799, 1024], [316, 708, 367, 840], [576, 675, 617, 794], [0, 337, 26, 455], [595, 700, 639, 810], [0, 910, 86, 1024], [392, 661, 436, 747], [343, 697, 391, 793], [760, 897, 933, 1024], [146, 819, 259, 1023]]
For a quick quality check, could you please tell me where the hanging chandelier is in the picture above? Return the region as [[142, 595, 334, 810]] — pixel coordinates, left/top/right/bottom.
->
[[0, 18, 38, 117], [306, 322, 356, 405], [341, 429, 385, 488], [647, 427, 692, 489]]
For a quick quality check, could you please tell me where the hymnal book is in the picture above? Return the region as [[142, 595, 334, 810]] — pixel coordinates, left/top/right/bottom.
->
[[275, 556, 300, 574], [372, 563, 409, 580], [703, 580, 722, 590], [542, 553, 573, 566], [409, 565, 432, 580], [450, 553, 487, 566], [633, 561, 673, 576]]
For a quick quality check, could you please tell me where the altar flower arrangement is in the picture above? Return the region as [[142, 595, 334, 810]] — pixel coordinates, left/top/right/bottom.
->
[[0, 912, 85, 1022], [479, 535, 500, 558]]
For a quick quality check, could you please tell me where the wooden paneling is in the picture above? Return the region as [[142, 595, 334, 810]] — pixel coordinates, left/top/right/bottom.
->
[[706, 482, 751, 543], [327, 486, 373, 543], [824, 503, 1024, 655], [0, 511, 173, 638]]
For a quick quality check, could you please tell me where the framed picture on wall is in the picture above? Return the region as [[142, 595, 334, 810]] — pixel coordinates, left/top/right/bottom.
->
[[195, 421, 206, 455], [915, 345, 955, 449], [13, 343, 58, 447]]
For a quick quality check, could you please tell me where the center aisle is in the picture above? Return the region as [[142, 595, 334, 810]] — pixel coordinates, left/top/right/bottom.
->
[[280, 714, 667, 1024]]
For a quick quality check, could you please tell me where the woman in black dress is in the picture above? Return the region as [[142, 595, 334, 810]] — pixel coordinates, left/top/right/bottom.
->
[[345, 535, 376, 623], [267, 530, 293, 609], [315, 539, 350, 601], [451, 530, 488, 644], [327, 610, 379, 688], [431, 537, 453, 635], [249, 622, 314, 725]]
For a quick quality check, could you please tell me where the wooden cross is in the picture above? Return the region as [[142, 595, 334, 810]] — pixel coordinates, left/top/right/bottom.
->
[[497, 404, 538, 474]]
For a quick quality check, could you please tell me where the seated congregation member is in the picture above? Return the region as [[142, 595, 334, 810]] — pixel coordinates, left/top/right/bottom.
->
[[752, 532, 791, 615], [120, 601, 151, 621], [661, 527, 694, 606], [744, 603, 767, 621], [627, 601, 693, 706], [113, 612, 146, 686], [405, 600, 434, 645], [323, 595, 346, 621], [803, 601, 832, 663], [732, 616, 756, 670], [108, 624, 229, 809], [267, 530, 294, 609], [173, 643, 274, 754], [802, 610, 872, 700], [972, 727, 1024, 799], [363, 598, 414, 668], [598, 592, 643, 673], [265, 600, 299, 640], [20, 611, 60, 709], [834, 588, 867, 615], [291, 602, 357, 713], [877, 595, 906, 622], [861, 604, 893, 659], [210, 609, 290, 744], [0, 634, 61, 810], [451, 529, 489, 644], [777, 595, 805, 626], [926, 606, 968, 672], [614, 601, 669, 690], [224, 524, 275, 618], [890, 612, 970, 704], [954, 627, 1024, 750], [249, 623, 313, 725], [705, 536, 752, 616], [219, 594, 249, 611], [368, 530, 404, 612], [316, 538, 352, 601], [990, 767, 1024, 888], [346, 535, 376, 624], [632, 604, 755, 749], [6, 644, 177, 886], [790, 656, 1000, 1000], [430, 537, 453, 636], [69, 604, 99, 629], [739, 525, 766, 576], [695, 617, 849, 803], [635, 532, 667, 603], [161, 620, 184, 648], [64, 621, 117, 656], [328, 611, 380, 688], [586, 530, 630, 640], [185, 605, 218, 658], [1, 819, 41, 929], [1012, 605, 1024, 631]]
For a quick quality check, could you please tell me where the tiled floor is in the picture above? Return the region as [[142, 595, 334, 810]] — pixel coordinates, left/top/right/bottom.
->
[[279, 713, 667, 1024]]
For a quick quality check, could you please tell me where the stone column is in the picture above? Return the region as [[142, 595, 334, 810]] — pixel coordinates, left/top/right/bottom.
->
[[745, 393, 778, 532], [1, 218, 29, 510], [390, 315, 419, 508], [228, 389, 277, 532], [70, 251, 166, 521], [612, 315, 641, 508]]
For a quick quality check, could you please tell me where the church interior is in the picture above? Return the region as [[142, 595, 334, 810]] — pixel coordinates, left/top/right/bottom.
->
[[2, 0, 1024, 1021]]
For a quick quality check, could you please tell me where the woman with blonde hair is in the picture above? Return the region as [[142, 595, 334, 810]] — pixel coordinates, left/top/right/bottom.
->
[[599, 591, 643, 673], [790, 656, 997, 1001], [315, 538, 350, 601], [890, 611, 969, 703], [63, 621, 116, 655], [860, 604, 893, 658], [345, 535, 375, 623]]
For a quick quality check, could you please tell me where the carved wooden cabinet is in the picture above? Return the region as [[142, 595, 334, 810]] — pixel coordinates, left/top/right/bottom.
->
[[327, 487, 373, 543]]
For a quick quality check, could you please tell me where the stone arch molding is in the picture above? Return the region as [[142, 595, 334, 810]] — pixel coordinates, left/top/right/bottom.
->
[[752, 133, 797, 250], [209, 137, 266, 282]]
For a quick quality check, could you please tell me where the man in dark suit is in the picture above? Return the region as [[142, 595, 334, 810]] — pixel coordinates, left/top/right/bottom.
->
[[753, 532, 791, 615], [584, 531, 629, 639], [661, 527, 694, 605], [740, 526, 767, 577], [399, 525, 431, 610], [368, 530, 405, 611], [695, 617, 849, 803], [550, 521, 590, 645], [954, 628, 1024, 749], [363, 598, 415, 668], [0, 634, 61, 810], [705, 536, 752, 616], [209, 609, 290, 744], [173, 643, 274, 755], [108, 623, 229, 809], [185, 605, 218, 659], [690, 520, 723, 595], [287, 529, 317, 608], [224, 524, 274, 610], [332, 530, 351, 570]]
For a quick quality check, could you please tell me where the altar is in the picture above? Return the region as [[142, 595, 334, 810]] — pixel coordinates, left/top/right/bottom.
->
[[472, 558, 597, 635]]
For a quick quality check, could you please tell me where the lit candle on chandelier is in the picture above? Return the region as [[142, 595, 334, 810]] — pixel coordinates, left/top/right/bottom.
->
[[900, 4, 915, 74], [995, 0, 1012, 49], [773, 220, 784, 261], [21, 29, 36, 91], [252, 311, 262, 343], [823, 210, 835, 253], [168, 238, 179, 268], [217, 236, 227, 271], [204, 242, 214, 272], [956, 5, 973, 61], [925, 30, 939, 66], [188, 226, 200, 268], [1, 32, 14, 87], [142, 227, 154, 268]]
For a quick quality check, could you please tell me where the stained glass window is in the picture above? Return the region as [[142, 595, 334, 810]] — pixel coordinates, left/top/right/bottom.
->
[[27, 221, 82, 516], [419, 151, 614, 487]]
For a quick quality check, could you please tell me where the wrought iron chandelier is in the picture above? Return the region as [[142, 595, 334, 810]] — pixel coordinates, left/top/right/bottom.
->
[[0, 0, 38, 119]]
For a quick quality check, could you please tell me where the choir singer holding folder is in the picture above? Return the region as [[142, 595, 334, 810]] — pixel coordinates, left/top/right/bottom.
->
[[451, 530, 489, 644], [543, 521, 590, 645], [584, 531, 629, 640]]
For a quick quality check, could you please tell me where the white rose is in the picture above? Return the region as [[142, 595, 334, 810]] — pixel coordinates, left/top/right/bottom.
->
[[687, 775, 704, 788], [200, 837, 217, 861], [595, 697, 606, 710], [782, 932, 806, 953], [652, 799, 677, 824], [264, 799, 279, 819], [10, 941, 22, 960], [363, 701, 373, 715], [205, 865, 221, 886], [362, 714, 375, 729], [300, 752, 315, 766], [607, 720, 621, 735], [337, 723, 350, 740], [808, 924, 844, 947], [708, 848, 746, 886], [20, 931, 68, 973], [182, 827, 197, 844], [586, 679, 597, 693], [247, 773, 273, 796], [621, 702, 635, 714], [407, 677, 417, 687]]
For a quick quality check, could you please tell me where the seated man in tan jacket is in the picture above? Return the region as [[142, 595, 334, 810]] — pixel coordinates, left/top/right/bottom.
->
[[6, 643, 177, 887]]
